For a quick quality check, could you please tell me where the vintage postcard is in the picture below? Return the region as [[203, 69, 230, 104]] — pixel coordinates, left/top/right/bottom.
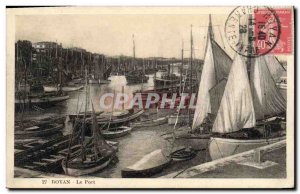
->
[[6, 6, 294, 189]]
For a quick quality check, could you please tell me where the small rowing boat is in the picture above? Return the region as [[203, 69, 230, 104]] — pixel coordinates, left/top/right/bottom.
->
[[170, 146, 197, 161]]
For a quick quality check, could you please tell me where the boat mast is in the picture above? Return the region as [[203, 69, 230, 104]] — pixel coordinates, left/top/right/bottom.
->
[[245, 13, 267, 136], [180, 40, 184, 94], [91, 53, 94, 79], [208, 14, 214, 40], [132, 34, 136, 71], [81, 51, 84, 79], [16, 42, 19, 85], [80, 65, 88, 162], [188, 25, 194, 127], [118, 57, 120, 75], [59, 44, 63, 91], [66, 49, 68, 74]]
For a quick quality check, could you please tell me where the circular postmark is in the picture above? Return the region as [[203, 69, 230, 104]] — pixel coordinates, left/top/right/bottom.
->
[[225, 6, 281, 57]]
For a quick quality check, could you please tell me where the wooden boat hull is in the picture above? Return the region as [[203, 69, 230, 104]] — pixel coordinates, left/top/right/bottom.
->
[[102, 126, 132, 139], [88, 79, 111, 84], [62, 156, 112, 176], [97, 109, 144, 126], [170, 147, 197, 161], [121, 149, 172, 178], [209, 136, 286, 160], [15, 95, 70, 108], [154, 77, 180, 87], [15, 124, 64, 139], [122, 161, 171, 178], [43, 85, 84, 92], [130, 117, 167, 128], [126, 76, 149, 85]]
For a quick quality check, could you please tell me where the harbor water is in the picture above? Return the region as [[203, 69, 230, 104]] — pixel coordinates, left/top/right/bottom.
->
[[16, 67, 211, 178]]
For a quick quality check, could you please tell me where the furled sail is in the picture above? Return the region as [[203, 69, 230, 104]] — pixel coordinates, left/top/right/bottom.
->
[[91, 101, 113, 157], [212, 55, 256, 133], [250, 56, 286, 120], [264, 55, 286, 83], [192, 37, 232, 130]]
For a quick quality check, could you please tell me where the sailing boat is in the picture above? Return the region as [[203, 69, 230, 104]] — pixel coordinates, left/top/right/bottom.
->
[[208, 13, 286, 160], [154, 61, 180, 87], [191, 15, 232, 134], [61, 69, 116, 176], [61, 102, 116, 176], [88, 54, 111, 84], [208, 54, 286, 160], [15, 43, 70, 109], [265, 56, 287, 100], [174, 16, 232, 141], [43, 44, 84, 92], [126, 35, 149, 85]]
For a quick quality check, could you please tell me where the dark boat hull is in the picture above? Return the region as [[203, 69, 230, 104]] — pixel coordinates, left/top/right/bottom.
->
[[170, 147, 197, 161], [101, 126, 132, 139], [15, 124, 64, 139], [126, 76, 149, 85], [62, 155, 113, 176], [121, 160, 171, 178], [15, 95, 69, 109], [97, 109, 144, 127], [154, 78, 180, 87]]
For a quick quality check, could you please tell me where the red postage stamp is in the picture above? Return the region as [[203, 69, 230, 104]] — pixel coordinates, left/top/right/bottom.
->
[[255, 8, 293, 55]]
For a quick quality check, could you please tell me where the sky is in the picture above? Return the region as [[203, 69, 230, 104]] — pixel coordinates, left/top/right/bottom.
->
[[16, 13, 233, 59]]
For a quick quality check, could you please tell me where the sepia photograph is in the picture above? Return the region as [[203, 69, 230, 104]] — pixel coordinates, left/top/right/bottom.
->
[[6, 6, 295, 189]]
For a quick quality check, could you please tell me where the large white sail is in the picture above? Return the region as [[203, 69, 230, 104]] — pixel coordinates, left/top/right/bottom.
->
[[192, 36, 216, 129], [209, 78, 227, 115], [264, 55, 286, 83], [192, 38, 232, 130], [250, 56, 286, 120], [192, 15, 232, 130], [212, 55, 256, 133]]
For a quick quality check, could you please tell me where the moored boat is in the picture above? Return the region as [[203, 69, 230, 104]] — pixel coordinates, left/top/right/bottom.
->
[[62, 150, 114, 176], [62, 67, 117, 176], [62, 102, 117, 176], [170, 146, 197, 161], [95, 109, 144, 127], [15, 93, 70, 109], [154, 73, 180, 87], [88, 78, 111, 84], [130, 117, 167, 128], [208, 53, 286, 160], [126, 72, 149, 85], [101, 126, 132, 139], [15, 123, 64, 139], [43, 85, 84, 92]]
